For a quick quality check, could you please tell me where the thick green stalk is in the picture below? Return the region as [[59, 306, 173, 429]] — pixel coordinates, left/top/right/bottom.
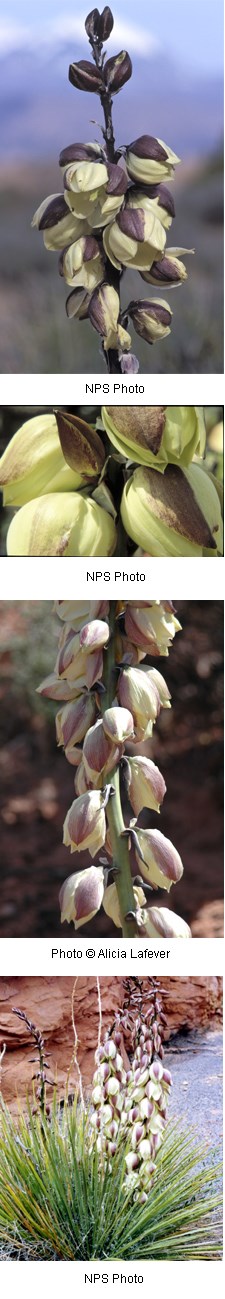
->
[[101, 602, 138, 937]]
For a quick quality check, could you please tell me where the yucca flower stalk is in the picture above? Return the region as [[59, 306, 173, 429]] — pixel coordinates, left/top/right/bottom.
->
[[32, 6, 193, 374], [38, 597, 192, 937], [0, 982, 222, 1260], [0, 406, 223, 557], [91, 977, 172, 1202]]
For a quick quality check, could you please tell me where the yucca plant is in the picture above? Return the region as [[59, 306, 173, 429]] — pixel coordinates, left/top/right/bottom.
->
[[0, 1095, 222, 1261]]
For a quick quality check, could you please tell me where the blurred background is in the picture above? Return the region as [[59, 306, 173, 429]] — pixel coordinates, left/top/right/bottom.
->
[[0, 404, 223, 554], [0, 0, 223, 373], [0, 599, 223, 938]]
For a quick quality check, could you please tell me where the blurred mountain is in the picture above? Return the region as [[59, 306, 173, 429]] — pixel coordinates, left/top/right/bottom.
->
[[0, 41, 223, 159]]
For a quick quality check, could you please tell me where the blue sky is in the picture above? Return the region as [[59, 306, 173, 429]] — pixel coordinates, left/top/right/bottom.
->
[[0, 0, 223, 74]]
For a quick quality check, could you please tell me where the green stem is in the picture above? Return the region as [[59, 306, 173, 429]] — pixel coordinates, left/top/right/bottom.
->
[[101, 602, 138, 938]]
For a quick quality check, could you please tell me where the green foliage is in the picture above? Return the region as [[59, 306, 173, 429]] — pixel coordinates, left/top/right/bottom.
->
[[0, 1096, 222, 1260]]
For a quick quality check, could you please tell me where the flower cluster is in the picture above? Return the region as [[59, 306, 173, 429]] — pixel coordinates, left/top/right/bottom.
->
[[90, 980, 172, 1201], [0, 406, 222, 557], [32, 6, 192, 373], [38, 598, 191, 937]]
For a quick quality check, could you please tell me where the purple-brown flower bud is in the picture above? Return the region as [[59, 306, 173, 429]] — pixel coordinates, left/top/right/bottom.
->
[[126, 755, 166, 816], [69, 60, 104, 93], [141, 905, 191, 938], [88, 283, 131, 353], [55, 410, 105, 477], [141, 247, 193, 288], [63, 789, 106, 856], [126, 136, 180, 184], [134, 827, 183, 891], [59, 142, 101, 167], [59, 863, 104, 928], [65, 288, 92, 320], [85, 9, 102, 40], [104, 51, 132, 93], [128, 298, 172, 344], [79, 618, 109, 652], [56, 694, 96, 750], [118, 666, 160, 739], [83, 718, 119, 785], [99, 7, 114, 40]]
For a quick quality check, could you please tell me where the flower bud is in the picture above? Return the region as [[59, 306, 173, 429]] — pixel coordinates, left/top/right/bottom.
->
[[126, 755, 166, 816], [59, 142, 101, 169], [32, 194, 88, 250], [6, 491, 116, 557], [128, 298, 172, 344], [104, 1039, 117, 1060], [105, 1076, 120, 1096], [126, 183, 175, 229], [139, 1098, 154, 1121], [142, 906, 191, 938], [63, 789, 106, 856], [55, 627, 103, 688], [141, 247, 193, 288], [118, 666, 160, 739], [150, 1060, 163, 1082], [131, 1123, 145, 1148], [103, 208, 166, 271], [56, 694, 96, 749], [89, 284, 131, 353], [80, 619, 110, 652], [83, 718, 119, 785], [162, 1069, 172, 1087], [59, 863, 104, 928], [99, 7, 114, 39], [55, 410, 105, 477], [37, 673, 81, 702], [66, 287, 92, 319], [121, 463, 223, 557], [125, 602, 181, 653], [92, 1085, 103, 1107], [59, 236, 104, 291], [85, 9, 101, 39], [103, 883, 145, 929], [104, 51, 132, 93], [103, 706, 134, 743], [0, 413, 94, 507], [56, 600, 109, 629], [126, 135, 180, 184], [69, 60, 104, 93], [102, 405, 167, 464], [139, 1138, 152, 1160], [134, 827, 183, 891], [125, 1152, 139, 1171]]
